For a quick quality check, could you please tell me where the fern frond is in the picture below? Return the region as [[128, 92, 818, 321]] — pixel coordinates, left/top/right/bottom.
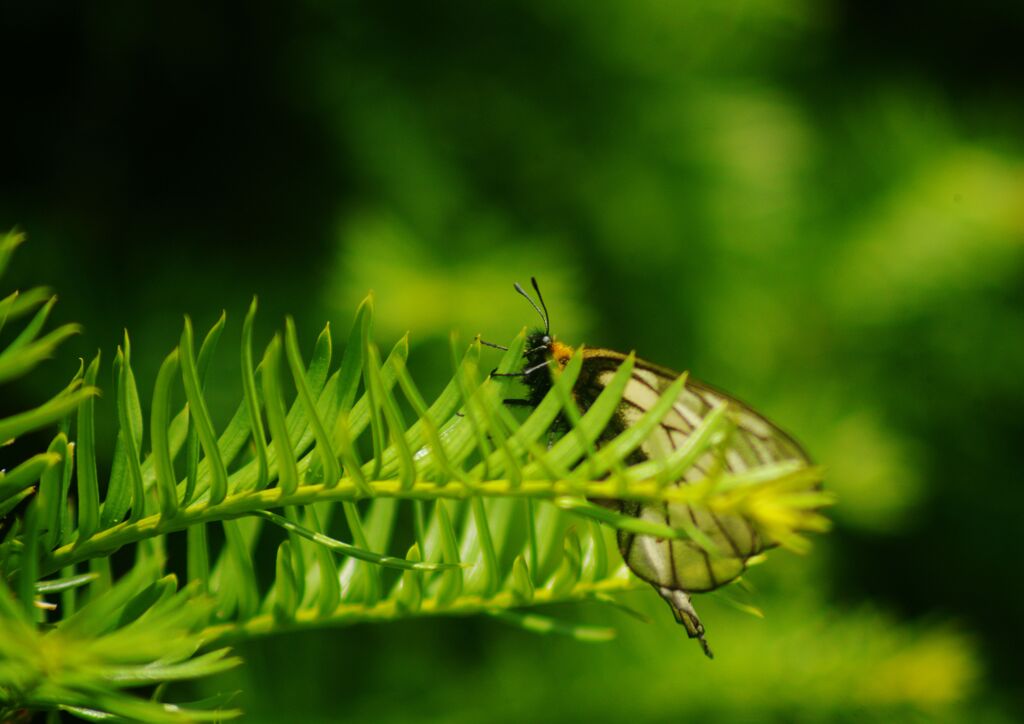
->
[[0, 564, 241, 722], [0, 234, 235, 722], [0, 233, 829, 721]]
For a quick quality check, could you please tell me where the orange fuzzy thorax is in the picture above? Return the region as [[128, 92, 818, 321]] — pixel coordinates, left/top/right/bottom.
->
[[550, 340, 574, 367]]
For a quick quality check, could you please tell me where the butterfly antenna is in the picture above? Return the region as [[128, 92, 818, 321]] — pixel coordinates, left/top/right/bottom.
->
[[514, 281, 548, 331], [530, 277, 550, 335]]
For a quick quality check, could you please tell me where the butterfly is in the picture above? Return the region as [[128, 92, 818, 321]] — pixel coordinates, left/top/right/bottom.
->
[[492, 278, 813, 658]]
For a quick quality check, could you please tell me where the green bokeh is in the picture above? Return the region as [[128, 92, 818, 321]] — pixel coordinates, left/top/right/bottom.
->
[[3, 1, 1023, 720]]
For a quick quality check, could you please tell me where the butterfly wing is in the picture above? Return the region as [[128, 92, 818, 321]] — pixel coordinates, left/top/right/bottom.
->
[[575, 350, 812, 654]]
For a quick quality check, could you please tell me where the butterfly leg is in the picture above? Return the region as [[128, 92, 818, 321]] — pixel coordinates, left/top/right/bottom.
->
[[477, 338, 509, 351], [658, 586, 714, 659]]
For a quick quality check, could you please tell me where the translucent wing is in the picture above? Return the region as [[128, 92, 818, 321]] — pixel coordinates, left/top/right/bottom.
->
[[620, 361, 810, 474], [575, 350, 812, 656]]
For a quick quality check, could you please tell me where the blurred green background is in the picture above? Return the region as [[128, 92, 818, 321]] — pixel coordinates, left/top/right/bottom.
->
[[4, 1, 1024, 721]]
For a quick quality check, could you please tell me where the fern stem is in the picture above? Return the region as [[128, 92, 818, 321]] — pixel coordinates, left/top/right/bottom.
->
[[199, 574, 643, 644], [38, 475, 764, 578]]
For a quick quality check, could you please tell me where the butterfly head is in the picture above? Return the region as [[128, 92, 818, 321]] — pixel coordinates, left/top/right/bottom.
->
[[524, 330, 573, 369], [515, 278, 574, 404]]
